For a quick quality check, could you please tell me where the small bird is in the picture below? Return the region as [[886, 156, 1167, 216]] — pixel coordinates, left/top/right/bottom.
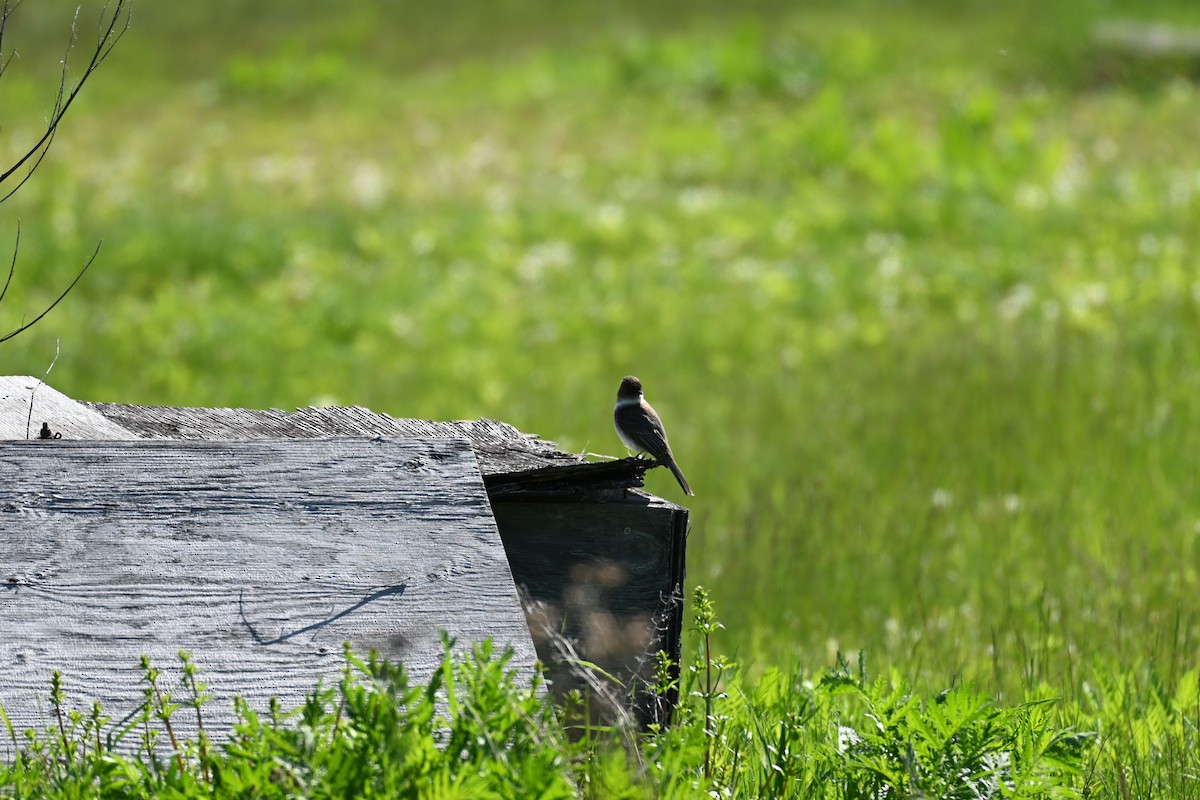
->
[[613, 375, 693, 495]]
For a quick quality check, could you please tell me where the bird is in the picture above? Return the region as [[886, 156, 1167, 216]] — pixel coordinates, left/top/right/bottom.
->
[[613, 375, 693, 495]]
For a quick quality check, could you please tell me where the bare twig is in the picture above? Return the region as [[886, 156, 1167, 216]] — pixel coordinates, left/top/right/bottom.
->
[[0, 220, 17, 306], [0, 0, 130, 346], [25, 337, 60, 439], [0, 1, 22, 81], [0, 240, 101, 344], [0, 0, 132, 199]]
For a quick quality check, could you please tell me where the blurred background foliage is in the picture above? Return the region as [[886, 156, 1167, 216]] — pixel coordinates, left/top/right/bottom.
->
[[3, 0, 1200, 697]]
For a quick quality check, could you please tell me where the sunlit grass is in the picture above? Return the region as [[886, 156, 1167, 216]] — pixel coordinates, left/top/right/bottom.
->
[[1, 591, 1196, 797], [0, 591, 1162, 798]]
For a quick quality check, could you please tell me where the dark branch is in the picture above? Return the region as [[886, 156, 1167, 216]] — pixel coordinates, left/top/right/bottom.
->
[[0, 0, 131, 345], [0, 220, 17, 306], [0, 240, 101, 344], [0, 0, 132, 199], [0, 1, 22, 81]]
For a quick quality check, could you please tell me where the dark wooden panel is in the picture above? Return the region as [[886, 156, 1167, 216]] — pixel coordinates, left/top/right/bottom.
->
[[0, 437, 535, 752], [492, 495, 688, 727]]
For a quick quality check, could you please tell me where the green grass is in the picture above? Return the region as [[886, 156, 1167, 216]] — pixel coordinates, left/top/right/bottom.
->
[[4, 0, 1200, 793], [0, 591, 1116, 798], [0, 590, 1194, 797]]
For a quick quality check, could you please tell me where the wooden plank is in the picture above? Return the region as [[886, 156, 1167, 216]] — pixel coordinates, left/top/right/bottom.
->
[[491, 494, 688, 727], [486, 457, 652, 495], [0, 376, 134, 440], [0, 437, 535, 751], [81, 400, 586, 476], [0, 377, 645, 490]]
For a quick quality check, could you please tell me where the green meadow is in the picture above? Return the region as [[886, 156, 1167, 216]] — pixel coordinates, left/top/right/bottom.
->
[[4, 0, 1200, 793]]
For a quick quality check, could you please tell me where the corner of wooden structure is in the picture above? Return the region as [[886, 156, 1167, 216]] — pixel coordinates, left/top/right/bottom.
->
[[489, 487, 689, 729], [0, 376, 134, 440]]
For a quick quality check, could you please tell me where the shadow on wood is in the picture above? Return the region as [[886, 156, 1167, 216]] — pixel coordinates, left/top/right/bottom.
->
[[493, 493, 687, 729], [0, 435, 534, 752]]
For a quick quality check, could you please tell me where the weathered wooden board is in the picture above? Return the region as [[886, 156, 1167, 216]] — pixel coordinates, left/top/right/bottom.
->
[[0, 376, 131, 440], [0, 437, 535, 751], [80, 399, 586, 476], [0, 376, 689, 729], [0, 376, 649, 491]]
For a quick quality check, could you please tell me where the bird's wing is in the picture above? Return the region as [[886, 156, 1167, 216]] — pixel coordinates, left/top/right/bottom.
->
[[614, 403, 674, 462]]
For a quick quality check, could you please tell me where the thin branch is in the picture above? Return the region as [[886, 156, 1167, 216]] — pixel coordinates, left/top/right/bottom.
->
[[0, 0, 132, 198], [0, 240, 101, 344], [0, 1, 24, 81], [0, 6, 81, 201], [0, 220, 17, 306], [0, 2, 129, 346], [25, 337, 60, 439]]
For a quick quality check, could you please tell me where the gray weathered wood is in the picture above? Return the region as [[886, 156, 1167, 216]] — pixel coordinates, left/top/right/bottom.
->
[[0, 376, 132, 440], [0, 437, 535, 751], [0, 377, 650, 491], [0, 376, 689, 729], [80, 400, 587, 477]]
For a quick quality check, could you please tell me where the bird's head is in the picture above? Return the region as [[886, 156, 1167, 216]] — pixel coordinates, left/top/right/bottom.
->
[[617, 375, 643, 402]]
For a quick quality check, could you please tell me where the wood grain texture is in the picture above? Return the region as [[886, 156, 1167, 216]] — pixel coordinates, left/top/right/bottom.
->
[[1, 377, 649, 491], [0, 376, 132, 440], [0, 437, 535, 751], [486, 457, 654, 495], [81, 400, 586, 476], [0, 377, 688, 728]]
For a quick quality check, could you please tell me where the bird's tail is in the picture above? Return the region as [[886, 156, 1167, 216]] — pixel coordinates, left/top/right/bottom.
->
[[665, 456, 694, 496]]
